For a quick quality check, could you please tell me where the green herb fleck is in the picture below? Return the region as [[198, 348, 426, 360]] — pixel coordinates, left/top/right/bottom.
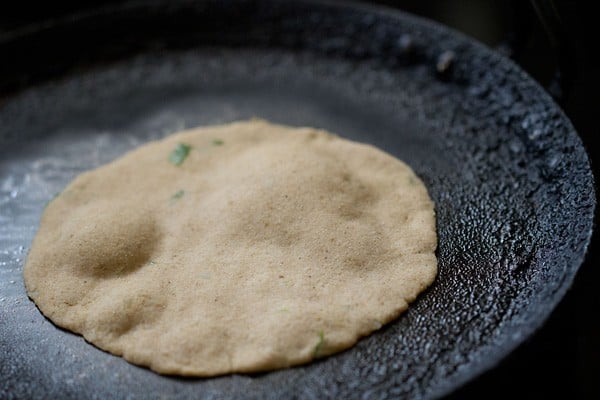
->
[[212, 138, 224, 146], [278, 306, 289, 313], [172, 189, 185, 200], [169, 143, 192, 166], [44, 192, 61, 209], [313, 330, 325, 358], [199, 272, 212, 280], [149, 260, 157, 265]]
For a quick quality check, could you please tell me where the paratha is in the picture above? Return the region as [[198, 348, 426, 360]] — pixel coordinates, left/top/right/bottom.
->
[[24, 119, 437, 376]]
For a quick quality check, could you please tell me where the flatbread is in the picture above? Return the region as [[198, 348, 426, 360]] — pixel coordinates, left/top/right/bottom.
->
[[24, 119, 437, 376]]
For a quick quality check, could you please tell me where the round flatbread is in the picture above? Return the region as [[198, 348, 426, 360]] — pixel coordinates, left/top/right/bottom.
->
[[24, 119, 437, 376]]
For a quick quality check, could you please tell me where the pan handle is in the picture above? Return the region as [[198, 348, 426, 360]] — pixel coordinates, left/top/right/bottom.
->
[[529, 0, 573, 103], [498, 0, 572, 103]]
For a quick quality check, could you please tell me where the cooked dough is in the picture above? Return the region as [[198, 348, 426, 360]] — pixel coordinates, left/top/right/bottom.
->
[[24, 119, 437, 376]]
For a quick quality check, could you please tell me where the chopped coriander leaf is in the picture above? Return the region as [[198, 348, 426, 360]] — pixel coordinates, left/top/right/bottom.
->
[[169, 143, 192, 166], [313, 330, 325, 357], [212, 139, 224, 146], [199, 272, 212, 280], [44, 192, 61, 209], [172, 189, 185, 200]]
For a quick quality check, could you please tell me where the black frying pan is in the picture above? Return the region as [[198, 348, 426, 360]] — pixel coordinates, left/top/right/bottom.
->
[[0, 1, 595, 399]]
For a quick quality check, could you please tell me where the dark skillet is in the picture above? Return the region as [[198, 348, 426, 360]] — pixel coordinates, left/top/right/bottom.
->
[[0, 1, 595, 399]]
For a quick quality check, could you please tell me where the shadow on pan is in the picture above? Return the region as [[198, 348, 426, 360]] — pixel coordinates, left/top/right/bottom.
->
[[0, 1, 594, 399]]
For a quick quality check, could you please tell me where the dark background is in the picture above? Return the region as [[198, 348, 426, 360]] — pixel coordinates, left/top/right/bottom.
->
[[1, 1, 597, 398], [380, 2, 599, 399]]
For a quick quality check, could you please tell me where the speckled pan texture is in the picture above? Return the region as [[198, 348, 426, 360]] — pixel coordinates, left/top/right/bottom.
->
[[0, 1, 595, 399]]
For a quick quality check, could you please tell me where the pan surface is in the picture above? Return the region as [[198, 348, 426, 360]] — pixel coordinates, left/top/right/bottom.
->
[[0, 1, 595, 398]]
